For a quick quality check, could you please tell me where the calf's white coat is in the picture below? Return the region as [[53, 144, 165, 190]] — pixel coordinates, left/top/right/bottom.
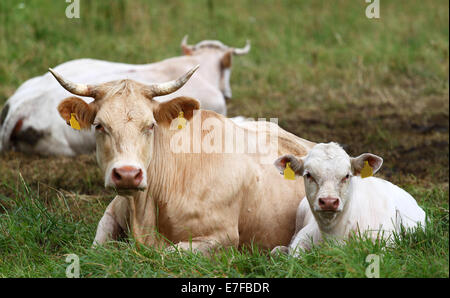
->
[[273, 142, 426, 256]]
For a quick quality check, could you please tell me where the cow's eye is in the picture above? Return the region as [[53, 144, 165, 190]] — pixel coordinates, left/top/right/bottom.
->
[[305, 173, 311, 179], [95, 124, 104, 132], [145, 123, 155, 132], [142, 123, 155, 134]]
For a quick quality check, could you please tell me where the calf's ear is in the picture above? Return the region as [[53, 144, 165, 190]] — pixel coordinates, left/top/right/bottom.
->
[[57, 97, 97, 129], [154, 96, 200, 125], [274, 154, 304, 176], [351, 153, 383, 175]]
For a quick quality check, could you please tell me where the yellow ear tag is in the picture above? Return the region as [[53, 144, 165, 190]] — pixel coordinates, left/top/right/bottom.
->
[[284, 162, 296, 180], [69, 113, 81, 130], [177, 111, 186, 130], [360, 161, 373, 178]]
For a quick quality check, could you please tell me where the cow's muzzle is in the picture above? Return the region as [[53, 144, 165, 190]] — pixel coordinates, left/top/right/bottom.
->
[[111, 166, 144, 189]]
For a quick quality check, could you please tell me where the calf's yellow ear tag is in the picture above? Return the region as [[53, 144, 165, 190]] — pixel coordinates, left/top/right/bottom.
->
[[284, 162, 296, 180], [69, 113, 81, 130], [360, 161, 373, 178], [177, 111, 186, 130]]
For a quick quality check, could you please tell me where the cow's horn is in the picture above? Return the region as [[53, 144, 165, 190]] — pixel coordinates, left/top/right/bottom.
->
[[145, 64, 199, 97], [233, 40, 251, 55], [48, 68, 93, 97]]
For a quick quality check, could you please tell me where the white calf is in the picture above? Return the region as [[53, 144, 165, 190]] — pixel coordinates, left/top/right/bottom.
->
[[273, 142, 426, 256]]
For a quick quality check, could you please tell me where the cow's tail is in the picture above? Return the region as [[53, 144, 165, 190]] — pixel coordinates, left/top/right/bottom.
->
[[0, 103, 10, 152], [0, 102, 26, 153]]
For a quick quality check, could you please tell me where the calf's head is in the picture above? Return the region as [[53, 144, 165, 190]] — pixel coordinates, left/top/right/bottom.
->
[[275, 142, 383, 218], [181, 35, 251, 100], [50, 66, 200, 191]]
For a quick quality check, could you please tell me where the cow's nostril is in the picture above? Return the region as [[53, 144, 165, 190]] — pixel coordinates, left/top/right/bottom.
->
[[318, 198, 325, 206], [134, 169, 143, 184], [134, 169, 142, 180], [112, 168, 122, 181]]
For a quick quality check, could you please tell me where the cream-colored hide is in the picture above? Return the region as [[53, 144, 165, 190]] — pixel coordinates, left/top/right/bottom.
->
[[51, 67, 315, 254]]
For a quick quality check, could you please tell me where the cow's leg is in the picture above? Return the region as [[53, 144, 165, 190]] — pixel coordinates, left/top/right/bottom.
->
[[169, 230, 240, 255], [128, 192, 165, 248], [271, 245, 289, 255], [92, 195, 130, 246]]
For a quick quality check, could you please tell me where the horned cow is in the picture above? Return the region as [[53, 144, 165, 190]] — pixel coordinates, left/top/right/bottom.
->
[[49, 66, 316, 254], [0, 37, 250, 156]]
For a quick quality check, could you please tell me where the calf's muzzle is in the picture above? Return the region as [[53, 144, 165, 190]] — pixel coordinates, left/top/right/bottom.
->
[[318, 197, 340, 211]]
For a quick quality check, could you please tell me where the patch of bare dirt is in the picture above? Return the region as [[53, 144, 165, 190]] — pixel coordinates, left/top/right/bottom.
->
[[278, 101, 449, 186]]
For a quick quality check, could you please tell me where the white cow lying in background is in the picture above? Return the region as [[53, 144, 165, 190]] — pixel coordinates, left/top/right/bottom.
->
[[0, 36, 250, 156], [272, 142, 426, 256]]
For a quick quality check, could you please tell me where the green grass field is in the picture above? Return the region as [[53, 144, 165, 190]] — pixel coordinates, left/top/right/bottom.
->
[[0, 0, 448, 277]]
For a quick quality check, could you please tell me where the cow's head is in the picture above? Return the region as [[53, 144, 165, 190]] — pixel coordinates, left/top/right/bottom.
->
[[180, 35, 250, 100], [274, 143, 383, 220], [50, 66, 200, 191]]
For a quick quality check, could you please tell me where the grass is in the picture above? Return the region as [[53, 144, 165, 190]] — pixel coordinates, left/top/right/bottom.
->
[[0, 178, 447, 277], [0, 0, 448, 277]]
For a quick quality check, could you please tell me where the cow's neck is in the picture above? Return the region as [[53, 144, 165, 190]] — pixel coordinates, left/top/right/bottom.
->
[[145, 112, 232, 203], [145, 124, 197, 203], [190, 52, 222, 89]]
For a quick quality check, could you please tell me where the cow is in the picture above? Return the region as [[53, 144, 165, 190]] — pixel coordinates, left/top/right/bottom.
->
[[272, 142, 426, 257], [48, 66, 316, 254], [0, 36, 250, 156]]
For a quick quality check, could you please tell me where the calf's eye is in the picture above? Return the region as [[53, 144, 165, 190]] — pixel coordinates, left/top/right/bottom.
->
[[341, 174, 350, 183]]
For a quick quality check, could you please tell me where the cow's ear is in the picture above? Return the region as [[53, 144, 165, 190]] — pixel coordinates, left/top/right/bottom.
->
[[57, 97, 97, 129], [274, 154, 304, 176], [351, 153, 383, 175], [154, 96, 200, 125], [182, 45, 193, 56], [220, 50, 233, 69]]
